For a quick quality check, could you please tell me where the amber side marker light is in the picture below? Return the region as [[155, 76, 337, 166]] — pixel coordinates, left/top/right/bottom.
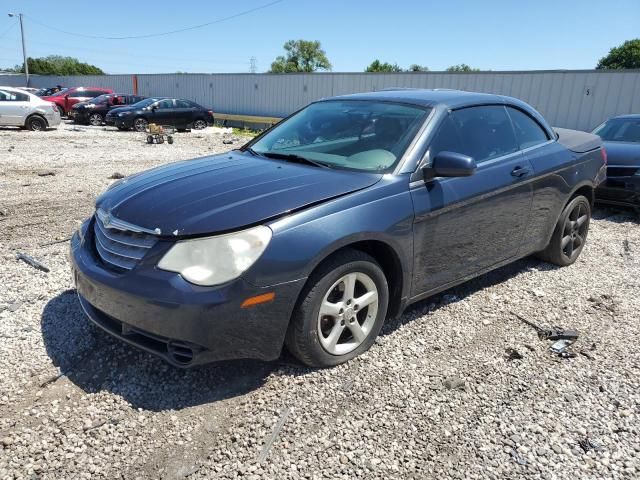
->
[[241, 292, 276, 308]]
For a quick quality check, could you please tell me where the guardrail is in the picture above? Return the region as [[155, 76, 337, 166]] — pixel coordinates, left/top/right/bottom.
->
[[213, 113, 282, 129]]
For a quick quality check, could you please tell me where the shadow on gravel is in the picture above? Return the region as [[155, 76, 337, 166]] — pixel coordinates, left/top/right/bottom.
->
[[593, 205, 639, 224], [381, 256, 560, 337], [41, 290, 274, 412]]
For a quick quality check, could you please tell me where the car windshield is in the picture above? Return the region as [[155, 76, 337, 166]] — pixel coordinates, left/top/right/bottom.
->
[[88, 94, 112, 104], [249, 100, 430, 172], [131, 98, 161, 108], [47, 88, 69, 97], [593, 118, 640, 143]]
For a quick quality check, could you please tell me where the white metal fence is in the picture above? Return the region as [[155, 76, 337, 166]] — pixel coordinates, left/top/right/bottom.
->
[[2, 70, 639, 131]]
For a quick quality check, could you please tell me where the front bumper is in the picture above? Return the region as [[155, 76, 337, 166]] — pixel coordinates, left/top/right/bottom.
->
[[72, 110, 90, 124], [105, 116, 132, 128], [596, 177, 640, 207], [69, 223, 305, 367]]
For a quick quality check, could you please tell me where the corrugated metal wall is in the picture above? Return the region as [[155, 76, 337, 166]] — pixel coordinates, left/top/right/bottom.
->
[[2, 70, 639, 131]]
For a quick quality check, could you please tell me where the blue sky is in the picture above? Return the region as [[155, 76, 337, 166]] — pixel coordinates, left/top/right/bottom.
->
[[0, 0, 638, 74]]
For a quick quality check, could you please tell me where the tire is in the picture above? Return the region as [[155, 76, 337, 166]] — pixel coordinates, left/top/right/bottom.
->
[[133, 117, 148, 132], [26, 116, 47, 131], [146, 135, 154, 144], [192, 119, 207, 130], [537, 195, 591, 266], [167, 136, 174, 144], [285, 249, 389, 368], [89, 113, 103, 126], [157, 136, 164, 144]]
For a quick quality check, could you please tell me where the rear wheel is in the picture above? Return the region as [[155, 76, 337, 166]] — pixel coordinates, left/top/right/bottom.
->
[[192, 119, 207, 130], [285, 249, 389, 367], [167, 136, 174, 144], [133, 117, 148, 132], [146, 135, 154, 144], [26, 116, 46, 131], [537, 195, 591, 266], [89, 113, 103, 126]]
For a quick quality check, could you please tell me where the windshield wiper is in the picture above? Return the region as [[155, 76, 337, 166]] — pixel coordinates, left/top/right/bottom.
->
[[245, 147, 264, 157], [260, 152, 332, 169]]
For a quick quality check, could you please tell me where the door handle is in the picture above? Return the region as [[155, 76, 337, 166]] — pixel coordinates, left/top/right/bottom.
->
[[511, 166, 531, 177]]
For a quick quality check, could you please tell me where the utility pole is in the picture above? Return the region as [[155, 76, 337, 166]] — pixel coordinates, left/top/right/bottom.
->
[[8, 13, 29, 86], [250, 56, 257, 74]]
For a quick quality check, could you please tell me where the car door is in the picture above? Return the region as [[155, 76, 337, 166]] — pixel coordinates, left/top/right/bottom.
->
[[0, 89, 30, 125], [150, 99, 177, 126], [410, 105, 534, 296], [174, 99, 197, 128]]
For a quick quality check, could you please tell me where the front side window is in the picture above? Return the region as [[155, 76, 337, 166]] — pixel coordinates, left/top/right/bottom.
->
[[449, 106, 519, 163], [155, 99, 174, 109], [506, 107, 549, 149], [593, 118, 640, 143], [249, 100, 430, 172]]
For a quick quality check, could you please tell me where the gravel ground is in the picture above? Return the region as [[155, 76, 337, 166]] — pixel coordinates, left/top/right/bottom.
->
[[0, 123, 638, 480]]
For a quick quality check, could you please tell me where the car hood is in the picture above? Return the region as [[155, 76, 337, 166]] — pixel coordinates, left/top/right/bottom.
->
[[108, 105, 137, 115], [603, 141, 640, 166], [96, 151, 383, 237]]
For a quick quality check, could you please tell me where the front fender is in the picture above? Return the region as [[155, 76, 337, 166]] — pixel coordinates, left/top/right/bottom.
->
[[243, 175, 414, 298]]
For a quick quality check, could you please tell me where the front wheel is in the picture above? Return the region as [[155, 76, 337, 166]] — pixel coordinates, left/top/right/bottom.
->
[[26, 116, 46, 131], [89, 113, 103, 126], [285, 249, 389, 368], [537, 195, 591, 266], [133, 117, 148, 132]]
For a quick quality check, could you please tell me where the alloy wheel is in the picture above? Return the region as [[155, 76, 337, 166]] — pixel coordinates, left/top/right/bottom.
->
[[193, 119, 207, 130], [134, 118, 148, 132], [317, 272, 379, 356], [561, 201, 589, 261], [89, 113, 103, 126]]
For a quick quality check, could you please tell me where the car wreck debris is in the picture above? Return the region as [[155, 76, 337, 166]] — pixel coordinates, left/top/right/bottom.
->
[[16, 252, 50, 273]]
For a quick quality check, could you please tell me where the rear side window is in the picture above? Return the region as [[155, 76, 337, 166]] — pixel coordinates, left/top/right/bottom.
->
[[506, 107, 549, 149], [430, 106, 518, 164], [0, 90, 28, 101], [176, 100, 194, 108]]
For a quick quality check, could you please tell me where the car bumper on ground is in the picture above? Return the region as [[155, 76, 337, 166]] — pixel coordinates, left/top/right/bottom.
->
[[69, 222, 305, 367], [596, 177, 640, 208]]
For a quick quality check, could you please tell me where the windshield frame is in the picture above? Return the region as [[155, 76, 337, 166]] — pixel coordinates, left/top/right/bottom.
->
[[592, 117, 640, 143], [242, 99, 433, 174]]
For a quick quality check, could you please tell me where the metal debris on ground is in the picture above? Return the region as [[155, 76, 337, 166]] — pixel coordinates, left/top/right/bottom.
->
[[578, 437, 605, 453], [39, 237, 72, 247], [108, 172, 125, 179], [36, 170, 55, 177], [258, 407, 291, 463], [509, 449, 528, 465], [16, 252, 50, 273], [511, 311, 579, 341], [505, 348, 524, 361]]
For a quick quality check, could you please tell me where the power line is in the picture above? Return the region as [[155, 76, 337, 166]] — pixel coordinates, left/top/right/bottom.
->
[[25, 0, 285, 40], [0, 20, 17, 39]]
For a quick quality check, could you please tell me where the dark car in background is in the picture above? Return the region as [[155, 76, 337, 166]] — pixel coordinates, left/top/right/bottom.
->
[[71, 89, 605, 369], [35, 86, 66, 97], [42, 87, 113, 117], [592, 114, 640, 208], [105, 97, 214, 132], [72, 93, 147, 126]]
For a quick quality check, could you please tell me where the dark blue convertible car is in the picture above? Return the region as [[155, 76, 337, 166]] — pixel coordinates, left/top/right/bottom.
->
[[70, 89, 606, 368]]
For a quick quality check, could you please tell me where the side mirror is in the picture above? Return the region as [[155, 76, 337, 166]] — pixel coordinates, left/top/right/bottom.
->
[[151, 105, 158, 111], [423, 151, 477, 181]]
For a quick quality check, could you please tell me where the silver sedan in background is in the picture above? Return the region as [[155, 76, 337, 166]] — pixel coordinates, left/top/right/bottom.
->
[[0, 86, 61, 131]]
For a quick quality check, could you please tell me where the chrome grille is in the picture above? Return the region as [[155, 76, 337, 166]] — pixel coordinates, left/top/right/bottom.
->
[[93, 210, 157, 271]]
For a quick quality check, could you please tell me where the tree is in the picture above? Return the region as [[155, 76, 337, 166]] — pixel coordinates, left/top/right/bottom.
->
[[365, 60, 403, 73], [596, 39, 640, 69], [408, 64, 429, 72], [7, 55, 104, 75], [269, 40, 331, 73], [446, 64, 480, 72]]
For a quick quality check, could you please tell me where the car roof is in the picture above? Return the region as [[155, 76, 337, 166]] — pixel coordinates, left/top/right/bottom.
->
[[608, 114, 640, 120], [323, 88, 523, 109]]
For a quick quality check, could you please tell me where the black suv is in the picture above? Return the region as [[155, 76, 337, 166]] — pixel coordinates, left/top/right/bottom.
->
[[105, 97, 214, 132], [72, 94, 147, 126]]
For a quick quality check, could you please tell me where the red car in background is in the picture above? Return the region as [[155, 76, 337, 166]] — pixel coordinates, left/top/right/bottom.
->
[[42, 87, 113, 117]]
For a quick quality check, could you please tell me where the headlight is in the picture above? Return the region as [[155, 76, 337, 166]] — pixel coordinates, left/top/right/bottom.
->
[[118, 111, 130, 117], [158, 226, 272, 286], [85, 104, 95, 109]]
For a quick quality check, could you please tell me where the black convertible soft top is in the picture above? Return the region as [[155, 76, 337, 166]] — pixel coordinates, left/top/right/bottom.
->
[[554, 127, 602, 153]]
